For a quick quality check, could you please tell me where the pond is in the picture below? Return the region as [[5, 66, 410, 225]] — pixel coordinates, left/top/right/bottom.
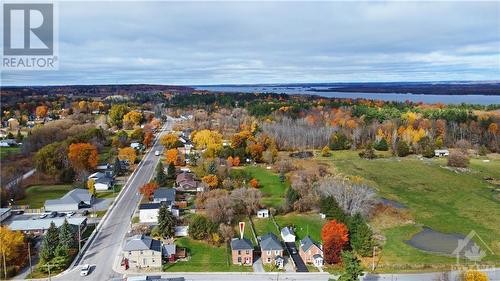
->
[[405, 227, 477, 257]]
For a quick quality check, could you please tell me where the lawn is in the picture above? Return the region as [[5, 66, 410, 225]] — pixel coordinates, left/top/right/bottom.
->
[[244, 166, 289, 208], [17, 185, 74, 208], [320, 152, 500, 266], [0, 146, 20, 160], [163, 237, 253, 272]]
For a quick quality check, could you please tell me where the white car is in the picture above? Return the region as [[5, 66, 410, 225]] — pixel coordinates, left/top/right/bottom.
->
[[80, 264, 90, 276], [154, 150, 160, 156], [66, 212, 75, 217]]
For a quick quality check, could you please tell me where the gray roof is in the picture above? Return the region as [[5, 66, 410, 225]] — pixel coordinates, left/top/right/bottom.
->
[[9, 217, 86, 231], [95, 176, 113, 184], [0, 208, 11, 216], [281, 226, 295, 237], [301, 236, 321, 252], [163, 244, 176, 256], [230, 238, 253, 250], [89, 172, 106, 179], [139, 202, 162, 210], [123, 234, 162, 252], [45, 189, 92, 206], [260, 233, 283, 251], [154, 188, 176, 202]]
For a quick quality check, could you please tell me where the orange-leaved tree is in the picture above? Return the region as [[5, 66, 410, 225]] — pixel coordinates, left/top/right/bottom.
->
[[321, 220, 349, 264], [249, 178, 259, 188], [35, 105, 48, 118], [143, 131, 153, 148], [68, 143, 98, 175], [118, 147, 137, 165], [165, 148, 179, 165], [202, 174, 218, 189], [139, 182, 159, 199]]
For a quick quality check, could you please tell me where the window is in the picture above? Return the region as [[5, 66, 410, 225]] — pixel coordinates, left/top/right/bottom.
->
[[267, 258, 271, 263], [238, 250, 241, 255], [275, 250, 279, 255], [128, 251, 131, 256], [267, 250, 271, 255], [140, 251, 143, 254], [237, 257, 241, 263], [245, 250, 249, 254]]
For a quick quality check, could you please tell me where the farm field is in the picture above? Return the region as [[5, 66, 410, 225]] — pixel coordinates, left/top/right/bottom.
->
[[318, 150, 500, 269], [16, 184, 74, 208], [163, 237, 253, 272]]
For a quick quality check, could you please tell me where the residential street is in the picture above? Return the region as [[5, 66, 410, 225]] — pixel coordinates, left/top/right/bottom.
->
[[51, 119, 173, 281]]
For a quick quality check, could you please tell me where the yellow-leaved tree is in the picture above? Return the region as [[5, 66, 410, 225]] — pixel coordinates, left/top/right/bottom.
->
[[0, 226, 27, 276], [192, 130, 223, 157]]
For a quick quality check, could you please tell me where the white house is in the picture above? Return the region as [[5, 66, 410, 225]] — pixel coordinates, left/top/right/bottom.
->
[[434, 149, 449, 157], [130, 142, 141, 149], [257, 209, 269, 218], [44, 189, 93, 212], [95, 176, 113, 191], [280, 226, 296, 243], [139, 203, 162, 223]]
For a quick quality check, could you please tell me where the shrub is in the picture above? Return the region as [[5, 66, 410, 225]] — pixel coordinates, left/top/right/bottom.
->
[[422, 145, 435, 158], [448, 151, 469, 168], [329, 132, 350, 150], [396, 141, 410, 157], [373, 138, 388, 151], [478, 145, 489, 156], [462, 270, 489, 281], [359, 145, 376, 159]]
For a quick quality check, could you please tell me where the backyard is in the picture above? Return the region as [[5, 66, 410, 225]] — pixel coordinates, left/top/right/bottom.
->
[[16, 184, 74, 208], [244, 166, 289, 208]]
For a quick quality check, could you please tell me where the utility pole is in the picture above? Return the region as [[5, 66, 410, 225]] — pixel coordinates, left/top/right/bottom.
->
[[3, 249, 7, 280], [46, 263, 51, 281], [372, 246, 377, 271], [27, 242, 33, 275], [78, 225, 82, 255]]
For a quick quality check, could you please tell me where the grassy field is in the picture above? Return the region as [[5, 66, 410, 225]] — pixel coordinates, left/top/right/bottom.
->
[[244, 166, 289, 208], [251, 213, 325, 243], [319, 150, 500, 267], [0, 146, 20, 160], [17, 185, 74, 208], [163, 237, 253, 272]]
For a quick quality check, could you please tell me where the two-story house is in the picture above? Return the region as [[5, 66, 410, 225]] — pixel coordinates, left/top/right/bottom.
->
[[299, 236, 323, 267], [230, 238, 254, 265], [260, 233, 284, 267], [122, 235, 162, 269]]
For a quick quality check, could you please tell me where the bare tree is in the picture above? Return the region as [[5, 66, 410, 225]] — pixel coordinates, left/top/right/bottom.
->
[[219, 223, 235, 243], [316, 177, 376, 217], [230, 187, 262, 215]]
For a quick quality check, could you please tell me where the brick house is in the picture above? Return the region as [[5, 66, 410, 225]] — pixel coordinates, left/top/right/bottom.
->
[[299, 236, 323, 267], [230, 238, 254, 265], [260, 233, 284, 266]]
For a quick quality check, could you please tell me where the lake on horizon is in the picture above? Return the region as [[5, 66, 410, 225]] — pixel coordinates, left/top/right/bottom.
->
[[195, 85, 500, 105]]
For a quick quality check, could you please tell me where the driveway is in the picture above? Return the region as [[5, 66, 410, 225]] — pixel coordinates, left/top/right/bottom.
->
[[285, 242, 308, 272], [252, 257, 264, 272]]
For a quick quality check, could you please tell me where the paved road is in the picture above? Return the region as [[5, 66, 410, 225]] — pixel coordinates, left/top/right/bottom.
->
[[53, 120, 172, 281]]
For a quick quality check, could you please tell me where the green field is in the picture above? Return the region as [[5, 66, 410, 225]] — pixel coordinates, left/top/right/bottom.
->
[[0, 146, 20, 160], [321, 150, 500, 267], [163, 237, 253, 272], [244, 166, 289, 207], [17, 185, 74, 208], [251, 213, 325, 244]]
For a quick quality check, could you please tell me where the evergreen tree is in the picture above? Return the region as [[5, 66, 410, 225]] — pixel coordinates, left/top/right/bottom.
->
[[286, 187, 300, 207], [279, 170, 286, 183], [373, 138, 388, 151], [338, 251, 363, 281], [158, 204, 176, 238], [39, 222, 59, 263], [59, 219, 76, 249], [396, 140, 410, 157], [329, 132, 351, 150], [167, 162, 176, 179], [320, 196, 347, 223], [348, 214, 374, 257], [155, 161, 168, 186], [113, 157, 123, 176], [207, 160, 217, 175]]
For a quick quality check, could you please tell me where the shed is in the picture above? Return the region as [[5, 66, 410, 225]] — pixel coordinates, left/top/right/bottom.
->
[[280, 226, 296, 243]]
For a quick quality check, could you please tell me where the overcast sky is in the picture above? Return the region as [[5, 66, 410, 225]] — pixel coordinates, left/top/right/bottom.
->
[[2, 1, 499, 86]]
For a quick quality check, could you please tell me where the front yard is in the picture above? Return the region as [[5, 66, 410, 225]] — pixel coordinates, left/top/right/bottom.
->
[[163, 237, 253, 272]]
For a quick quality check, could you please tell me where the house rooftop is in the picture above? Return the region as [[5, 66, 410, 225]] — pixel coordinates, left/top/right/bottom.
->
[[300, 235, 321, 252], [260, 233, 283, 251], [281, 226, 295, 237], [45, 189, 91, 206], [139, 202, 163, 210], [9, 217, 86, 231], [123, 234, 162, 252], [230, 238, 253, 250], [153, 188, 176, 202]]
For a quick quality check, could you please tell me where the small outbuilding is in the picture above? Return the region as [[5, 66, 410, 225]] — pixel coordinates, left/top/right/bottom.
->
[[257, 209, 269, 218], [280, 226, 296, 243], [434, 149, 450, 157]]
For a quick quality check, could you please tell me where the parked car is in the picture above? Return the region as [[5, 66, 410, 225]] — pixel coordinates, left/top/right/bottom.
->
[[82, 210, 89, 216], [80, 264, 90, 276], [66, 212, 75, 217], [58, 212, 66, 217], [155, 150, 160, 156], [48, 211, 58, 218], [38, 214, 47, 219]]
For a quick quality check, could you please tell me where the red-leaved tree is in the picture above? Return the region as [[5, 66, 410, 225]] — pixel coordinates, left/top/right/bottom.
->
[[321, 220, 349, 264], [139, 182, 159, 199]]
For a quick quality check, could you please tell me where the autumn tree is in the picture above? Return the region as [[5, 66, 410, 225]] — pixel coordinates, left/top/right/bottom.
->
[[192, 129, 223, 157], [109, 104, 129, 127], [123, 111, 143, 128], [321, 146, 331, 157], [0, 227, 27, 278], [249, 178, 259, 188], [202, 174, 219, 189], [34, 141, 69, 179], [329, 132, 351, 150], [35, 105, 48, 118], [139, 182, 159, 199], [321, 220, 349, 264], [130, 128, 144, 142], [165, 148, 179, 165], [463, 270, 489, 281], [143, 131, 153, 148], [87, 179, 96, 195], [68, 143, 98, 177], [448, 151, 469, 168], [118, 147, 137, 164], [160, 133, 180, 149]]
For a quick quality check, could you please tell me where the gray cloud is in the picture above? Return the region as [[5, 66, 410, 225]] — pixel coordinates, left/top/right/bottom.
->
[[2, 1, 499, 85]]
